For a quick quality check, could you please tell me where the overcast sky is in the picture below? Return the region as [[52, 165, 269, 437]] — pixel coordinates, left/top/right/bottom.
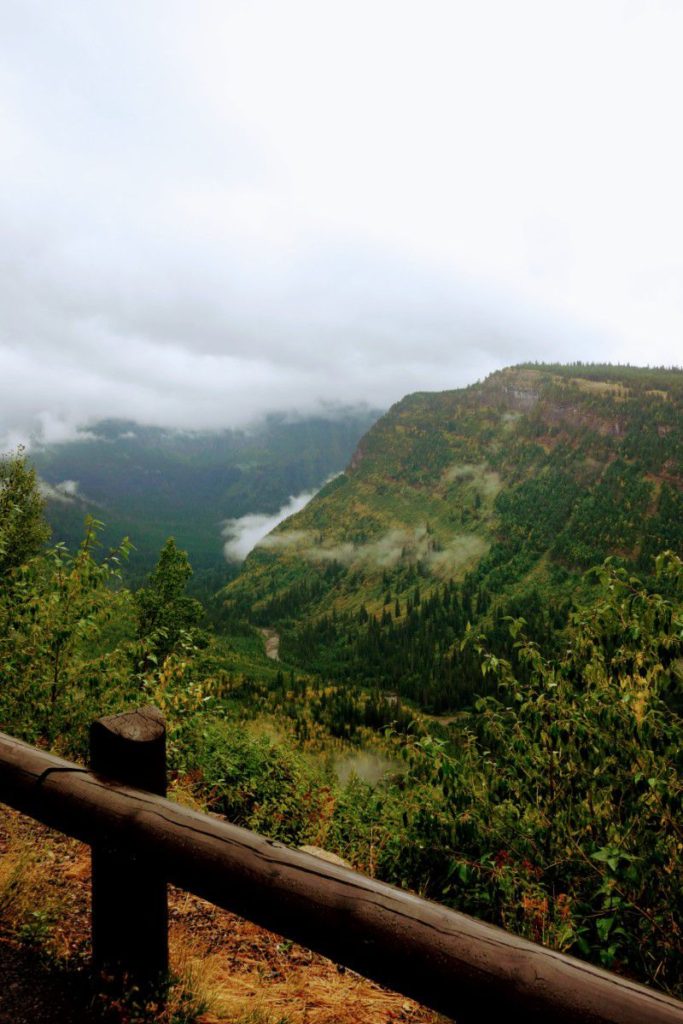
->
[[1, 0, 682, 447]]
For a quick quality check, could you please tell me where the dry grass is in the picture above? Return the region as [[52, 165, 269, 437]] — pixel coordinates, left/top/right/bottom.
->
[[0, 804, 444, 1024], [0, 829, 35, 925], [169, 922, 432, 1024], [0, 817, 72, 957], [568, 377, 630, 398]]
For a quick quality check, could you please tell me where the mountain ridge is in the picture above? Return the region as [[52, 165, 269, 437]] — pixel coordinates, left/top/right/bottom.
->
[[223, 363, 682, 709]]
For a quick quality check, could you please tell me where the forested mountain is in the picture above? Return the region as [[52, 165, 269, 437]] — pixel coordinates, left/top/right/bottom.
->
[[2, 412, 682, 997], [224, 364, 683, 710], [29, 410, 380, 586]]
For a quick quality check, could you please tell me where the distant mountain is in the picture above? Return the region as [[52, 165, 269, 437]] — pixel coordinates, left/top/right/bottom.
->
[[224, 364, 683, 709], [30, 410, 381, 586]]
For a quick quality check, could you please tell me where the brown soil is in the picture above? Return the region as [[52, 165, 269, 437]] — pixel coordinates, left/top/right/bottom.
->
[[0, 804, 445, 1024], [0, 940, 97, 1024]]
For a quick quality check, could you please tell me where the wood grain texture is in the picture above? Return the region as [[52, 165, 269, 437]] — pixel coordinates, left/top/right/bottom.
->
[[1, 730, 681, 1024]]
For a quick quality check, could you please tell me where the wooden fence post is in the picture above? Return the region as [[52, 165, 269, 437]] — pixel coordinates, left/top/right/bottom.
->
[[89, 706, 168, 992]]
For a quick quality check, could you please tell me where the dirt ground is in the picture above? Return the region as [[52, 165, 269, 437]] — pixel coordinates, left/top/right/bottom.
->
[[0, 803, 446, 1024]]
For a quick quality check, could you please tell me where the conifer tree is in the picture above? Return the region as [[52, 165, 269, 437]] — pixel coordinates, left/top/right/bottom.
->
[[0, 448, 50, 579], [136, 538, 204, 666]]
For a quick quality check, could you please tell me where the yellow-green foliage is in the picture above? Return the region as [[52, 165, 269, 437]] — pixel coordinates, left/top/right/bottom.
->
[[222, 365, 683, 713]]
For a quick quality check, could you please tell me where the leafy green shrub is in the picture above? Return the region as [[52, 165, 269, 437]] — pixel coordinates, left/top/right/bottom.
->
[[0, 517, 137, 755], [184, 720, 331, 846], [393, 554, 683, 993]]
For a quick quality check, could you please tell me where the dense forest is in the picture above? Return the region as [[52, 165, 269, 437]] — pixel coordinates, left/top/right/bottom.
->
[[29, 410, 379, 585], [224, 365, 683, 711], [1, 364, 682, 1006]]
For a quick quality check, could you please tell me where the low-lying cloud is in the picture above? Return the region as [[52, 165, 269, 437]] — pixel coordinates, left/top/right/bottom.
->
[[259, 523, 489, 577], [222, 490, 319, 562], [38, 478, 81, 503], [334, 751, 397, 787]]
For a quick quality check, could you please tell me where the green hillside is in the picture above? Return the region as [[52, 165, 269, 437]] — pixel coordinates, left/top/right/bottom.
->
[[224, 364, 683, 709], [29, 410, 380, 587], [2, 430, 682, 996]]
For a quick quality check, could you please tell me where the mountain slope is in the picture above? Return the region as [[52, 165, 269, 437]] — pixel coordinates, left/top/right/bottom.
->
[[224, 364, 683, 708]]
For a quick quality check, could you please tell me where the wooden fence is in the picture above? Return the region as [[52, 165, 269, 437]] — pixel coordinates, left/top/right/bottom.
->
[[0, 707, 681, 1024]]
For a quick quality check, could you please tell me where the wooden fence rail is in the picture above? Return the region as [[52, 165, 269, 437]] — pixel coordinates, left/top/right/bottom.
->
[[0, 709, 682, 1024]]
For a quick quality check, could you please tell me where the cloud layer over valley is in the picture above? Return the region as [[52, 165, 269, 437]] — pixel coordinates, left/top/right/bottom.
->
[[222, 490, 320, 561]]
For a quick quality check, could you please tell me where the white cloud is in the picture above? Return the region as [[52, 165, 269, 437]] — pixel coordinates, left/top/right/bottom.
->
[[222, 490, 319, 562], [0, 0, 681, 446], [38, 478, 80, 503], [255, 523, 489, 577]]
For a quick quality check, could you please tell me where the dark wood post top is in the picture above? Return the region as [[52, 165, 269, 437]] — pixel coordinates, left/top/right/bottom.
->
[[90, 706, 166, 796]]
